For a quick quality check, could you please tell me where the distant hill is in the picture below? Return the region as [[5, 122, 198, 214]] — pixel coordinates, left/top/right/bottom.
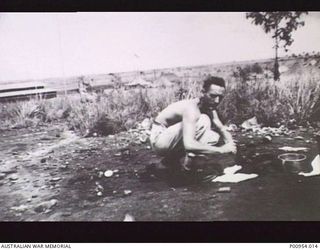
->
[[1, 53, 320, 92]]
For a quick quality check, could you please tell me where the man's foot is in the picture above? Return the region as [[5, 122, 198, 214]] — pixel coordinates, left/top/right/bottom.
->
[[182, 153, 207, 171], [161, 157, 180, 169], [201, 174, 218, 182], [182, 154, 193, 171]]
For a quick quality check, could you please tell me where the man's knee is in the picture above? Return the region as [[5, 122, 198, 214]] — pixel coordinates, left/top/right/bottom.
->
[[199, 130, 220, 145], [196, 114, 211, 130], [151, 139, 169, 155], [151, 137, 180, 156]]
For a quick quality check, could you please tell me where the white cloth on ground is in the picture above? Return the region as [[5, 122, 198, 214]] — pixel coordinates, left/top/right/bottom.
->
[[299, 154, 320, 177], [212, 165, 258, 183]]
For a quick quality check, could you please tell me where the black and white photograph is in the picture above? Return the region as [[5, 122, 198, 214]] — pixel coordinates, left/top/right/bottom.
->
[[0, 12, 320, 223]]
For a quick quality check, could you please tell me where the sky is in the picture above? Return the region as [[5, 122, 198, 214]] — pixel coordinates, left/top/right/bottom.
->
[[0, 12, 320, 82]]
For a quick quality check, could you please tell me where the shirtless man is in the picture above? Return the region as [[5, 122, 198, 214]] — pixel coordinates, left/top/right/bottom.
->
[[149, 76, 237, 169]]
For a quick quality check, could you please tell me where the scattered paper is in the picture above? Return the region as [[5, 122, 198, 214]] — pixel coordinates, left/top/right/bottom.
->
[[299, 155, 320, 177], [213, 173, 258, 183], [223, 165, 242, 175], [279, 146, 309, 152], [212, 165, 258, 183]]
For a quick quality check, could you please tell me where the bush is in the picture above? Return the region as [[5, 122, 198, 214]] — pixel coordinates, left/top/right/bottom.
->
[[232, 63, 264, 83], [0, 99, 43, 128], [251, 63, 263, 74], [1, 71, 319, 134], [218, 74, 320, 126]]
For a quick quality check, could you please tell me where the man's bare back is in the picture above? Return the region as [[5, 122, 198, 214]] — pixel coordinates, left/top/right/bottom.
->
[[155, 98, 201, 127]]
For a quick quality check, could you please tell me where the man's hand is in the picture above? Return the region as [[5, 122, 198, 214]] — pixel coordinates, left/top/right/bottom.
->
[[220, 141, 237, 154], [212, 111, 234, 145]]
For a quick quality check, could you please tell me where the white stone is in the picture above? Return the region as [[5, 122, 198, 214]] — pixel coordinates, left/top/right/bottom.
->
[[9, 174, 19, 181], [123, 213, 135, 222], [11, 205, 29, 212], [124, 190, 132, 195], [104, 170, 114, 178], [217, 187, 231, 193]]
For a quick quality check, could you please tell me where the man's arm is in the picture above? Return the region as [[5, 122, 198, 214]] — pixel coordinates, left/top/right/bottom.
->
[[212, 110, 234, 144], [212, 110, 237, 154], [182, 108, 226, 155]]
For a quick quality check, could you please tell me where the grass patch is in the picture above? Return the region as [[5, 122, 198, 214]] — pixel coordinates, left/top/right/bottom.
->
[[0, 73, 319, 134]]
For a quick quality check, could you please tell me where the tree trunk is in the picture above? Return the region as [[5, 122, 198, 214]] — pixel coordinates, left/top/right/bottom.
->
[[274, 57, 280, 81], [274, 21, 280, 81]]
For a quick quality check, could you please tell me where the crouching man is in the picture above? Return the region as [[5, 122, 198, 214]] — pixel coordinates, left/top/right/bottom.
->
[[149, 76, 237, 171]]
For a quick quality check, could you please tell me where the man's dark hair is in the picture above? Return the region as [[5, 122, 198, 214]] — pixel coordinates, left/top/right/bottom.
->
[[203, 76, 225, 91]]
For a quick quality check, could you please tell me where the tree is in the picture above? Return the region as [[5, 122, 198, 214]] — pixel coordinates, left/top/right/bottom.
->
[[246, 12, 308, 81], [251, 63, 263, 74]]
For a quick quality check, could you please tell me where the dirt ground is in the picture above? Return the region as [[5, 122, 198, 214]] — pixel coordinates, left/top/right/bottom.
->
[[0, 124, 319, 221]]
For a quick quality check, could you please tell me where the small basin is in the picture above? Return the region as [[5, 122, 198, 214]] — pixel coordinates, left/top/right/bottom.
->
[[278, 153, 308, 174]]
